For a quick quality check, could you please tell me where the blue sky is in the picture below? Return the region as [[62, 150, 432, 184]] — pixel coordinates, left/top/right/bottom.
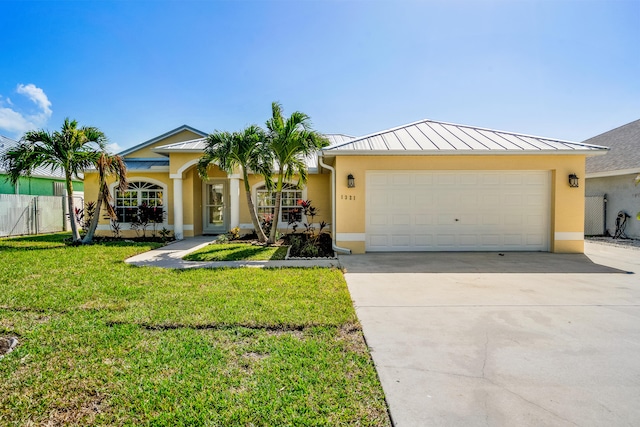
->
[[1, 0, 638, 152]]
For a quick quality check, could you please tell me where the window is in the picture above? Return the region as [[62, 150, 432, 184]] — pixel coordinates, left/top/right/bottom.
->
[[256, 183, 303, 223], [115, 181, 164, 223]]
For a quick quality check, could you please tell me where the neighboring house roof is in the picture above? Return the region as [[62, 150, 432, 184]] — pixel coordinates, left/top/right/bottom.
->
[[584, 119, 640, 177], [322, 119, 608, 155], [119, 125, 208, 157], [0, 134, 72, 180]]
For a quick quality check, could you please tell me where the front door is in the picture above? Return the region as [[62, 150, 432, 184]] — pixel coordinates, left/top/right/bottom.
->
[[203, 181, 228, 234]]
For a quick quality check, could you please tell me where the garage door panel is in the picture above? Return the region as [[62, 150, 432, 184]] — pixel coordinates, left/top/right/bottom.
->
[[503, 174, 523, 185], [460, 174, 478, 185], [391, 235, 411, 247], [369, 234, 389, 248], [392, 174, 411, 186], [414, 235, 434, 246], [481, 234, 502, 246], [369, 193, 389, 208], [459, 234, 478, 246], [369, 214, 388, 226], [366, 171, 549, 251], [436, 174, 456, 185], [392, 214, 411, 226], [369, 174, 389, 186], [415, 174, 433, 186], [527, 234, 544, 245], [459, 214, 478, 225]]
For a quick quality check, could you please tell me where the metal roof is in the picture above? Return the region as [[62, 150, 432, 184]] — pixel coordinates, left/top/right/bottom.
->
[[325, 133, 356, 147], [153, 136, 353, 172], [584, 118, 640, 176], [323, 119, 608, 155], [119, 125, 208, 156], [153, 138, 207, 153], [0, 134, 69, 179]]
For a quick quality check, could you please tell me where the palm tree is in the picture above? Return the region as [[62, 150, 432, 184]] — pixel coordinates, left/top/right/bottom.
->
[[1, 118, 107, 243], [265, 102, 329, 244], [197, 125, 273, 243], [82, 152, 127, 244]]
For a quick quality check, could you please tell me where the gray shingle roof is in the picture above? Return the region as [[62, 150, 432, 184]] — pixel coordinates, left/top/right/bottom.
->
[[323, 119, 608, 155], [0, 134, 68, 179], [584, 119, 640, 175]]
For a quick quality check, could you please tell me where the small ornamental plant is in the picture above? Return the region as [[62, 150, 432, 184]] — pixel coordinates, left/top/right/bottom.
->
[[285, 199, 333, 258]]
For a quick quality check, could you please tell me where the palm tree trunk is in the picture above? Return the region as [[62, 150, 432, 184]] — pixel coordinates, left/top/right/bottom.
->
[[243, 171, 267, 243], [65, 175, 81, 242], [82, 186, 104, 244], [268, 177, 283, 244]]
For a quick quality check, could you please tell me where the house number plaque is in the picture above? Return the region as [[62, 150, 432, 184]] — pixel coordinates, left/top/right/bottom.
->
[[340, 195, 356, 200]]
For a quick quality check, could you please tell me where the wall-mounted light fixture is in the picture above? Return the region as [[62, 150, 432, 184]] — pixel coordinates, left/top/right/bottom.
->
[[347, 174, 355, 188], [568, 173, 579, 188]]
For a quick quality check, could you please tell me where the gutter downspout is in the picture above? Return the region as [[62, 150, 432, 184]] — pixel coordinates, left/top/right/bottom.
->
[[318, 154, 351, 254]]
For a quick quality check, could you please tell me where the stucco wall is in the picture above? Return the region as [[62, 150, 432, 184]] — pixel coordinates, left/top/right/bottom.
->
[[238, 173, 331, 235], [332, 154, 586, 254], [586, 174, 640, 239], [84, 171, 173, 238]]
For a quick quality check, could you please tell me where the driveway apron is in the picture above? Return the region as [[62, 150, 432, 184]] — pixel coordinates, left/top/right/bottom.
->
[[341, 243, 640, 426]]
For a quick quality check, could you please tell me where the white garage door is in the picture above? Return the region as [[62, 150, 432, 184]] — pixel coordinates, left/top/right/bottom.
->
[[366, 171, 550, 252]]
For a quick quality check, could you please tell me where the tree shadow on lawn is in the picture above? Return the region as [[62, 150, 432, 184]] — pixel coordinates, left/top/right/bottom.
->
[[184, 244, 288, 261], [0, 233, 161, 253]]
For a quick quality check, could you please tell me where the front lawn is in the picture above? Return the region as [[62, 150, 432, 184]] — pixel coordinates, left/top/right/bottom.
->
[[0, 234, 390, 426], [184, 243, 288, 262]]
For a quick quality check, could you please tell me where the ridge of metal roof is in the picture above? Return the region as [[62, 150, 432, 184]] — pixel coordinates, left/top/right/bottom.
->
[[119, 125, 208, 156], [323, 118, 609, 154]]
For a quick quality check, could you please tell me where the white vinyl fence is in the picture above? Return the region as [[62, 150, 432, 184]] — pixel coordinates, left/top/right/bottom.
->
[[0, 194, 84, 237]]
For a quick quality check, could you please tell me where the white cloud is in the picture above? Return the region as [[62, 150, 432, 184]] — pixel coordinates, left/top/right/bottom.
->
[[107, 142, 123, 154], [0, 84, 52, 136]]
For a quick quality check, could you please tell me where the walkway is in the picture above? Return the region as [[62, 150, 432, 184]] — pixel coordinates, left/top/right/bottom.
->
[[124, 236, 341, 269]]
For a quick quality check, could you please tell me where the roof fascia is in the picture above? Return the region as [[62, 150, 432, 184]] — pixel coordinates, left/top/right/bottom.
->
[[152, 148, 205, 154], [586, 168, 640, 179]]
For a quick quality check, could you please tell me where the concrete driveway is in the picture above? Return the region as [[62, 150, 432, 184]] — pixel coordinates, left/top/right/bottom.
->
[[341, 242, 640, 426]]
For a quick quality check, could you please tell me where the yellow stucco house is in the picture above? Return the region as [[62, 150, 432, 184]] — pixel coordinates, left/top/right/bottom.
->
[[84, 119, 607, 253]]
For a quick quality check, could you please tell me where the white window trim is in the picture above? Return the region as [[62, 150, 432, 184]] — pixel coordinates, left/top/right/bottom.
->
[[110, 177, 168, 225], [251, 180, 307, 229]]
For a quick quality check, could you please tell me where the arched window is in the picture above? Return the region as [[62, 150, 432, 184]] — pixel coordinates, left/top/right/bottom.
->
[[256, 183, 303, 223], [115, 181, 164, 223]]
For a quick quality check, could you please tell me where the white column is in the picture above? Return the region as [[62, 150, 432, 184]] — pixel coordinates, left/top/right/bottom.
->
[[229, 177, 240, 229], [173, 177, 184, 240]]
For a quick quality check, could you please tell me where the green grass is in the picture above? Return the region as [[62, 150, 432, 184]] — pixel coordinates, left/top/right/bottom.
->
[[0, 233, 390, 426], [184, 243, 288, 261]]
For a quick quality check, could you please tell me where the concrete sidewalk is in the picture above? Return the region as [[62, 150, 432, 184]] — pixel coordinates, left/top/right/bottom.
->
[[124, 236, 341, 269]]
